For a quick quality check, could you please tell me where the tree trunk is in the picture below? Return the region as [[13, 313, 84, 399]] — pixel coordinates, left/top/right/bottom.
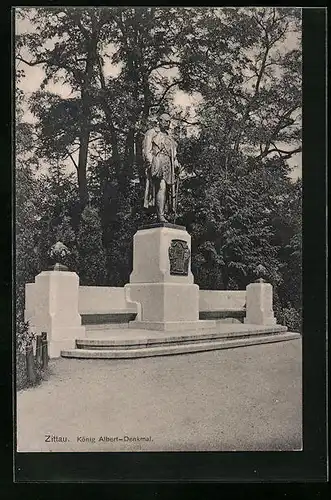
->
[[222, 266, 229, 290], [77, 82, 91, 209], [124, 128, 135, 191], [76, 15, 99, 210], [77, 155, 89, 209], [135, 74, 152, 185], [97, 56, 122, 186]]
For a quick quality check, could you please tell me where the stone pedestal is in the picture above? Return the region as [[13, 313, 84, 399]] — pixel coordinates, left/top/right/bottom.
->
[[125, 223, 202, 331], [244, 280, 277, 326], [129, 223, 194, 284], [24, 271, 86, 358]]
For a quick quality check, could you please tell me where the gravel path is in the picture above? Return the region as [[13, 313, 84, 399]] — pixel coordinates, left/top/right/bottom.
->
[[16, 339, 302, 452]]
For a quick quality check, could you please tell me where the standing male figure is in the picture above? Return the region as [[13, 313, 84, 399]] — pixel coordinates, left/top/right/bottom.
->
[[143, 113, 180, 223]]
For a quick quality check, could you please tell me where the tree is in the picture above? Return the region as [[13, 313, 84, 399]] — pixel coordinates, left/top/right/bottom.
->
[[178, 7, 301, 167], [16, 7, 302, 319], [15, 162, 41, 318], [16, 7, 196, 210], [33, 161, 80, 271], [16, 7, 113, 208], [274, 177, 302, 329], [177, 151, 289, 290], [15, 88, 41, 320], [77, 206, 107, 285]]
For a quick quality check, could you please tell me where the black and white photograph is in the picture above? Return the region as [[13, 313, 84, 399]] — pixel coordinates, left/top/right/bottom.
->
[[15, 6, 304, 455]]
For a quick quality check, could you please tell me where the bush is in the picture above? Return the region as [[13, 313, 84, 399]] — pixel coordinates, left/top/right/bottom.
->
[[16, 318, 35, 354], [16, 352, 28, 391], [16, 319, 46, 391], [276, 304, 302, 333]]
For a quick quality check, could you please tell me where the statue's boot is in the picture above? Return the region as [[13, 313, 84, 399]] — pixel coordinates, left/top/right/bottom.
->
[[157, 205, 168, 222], [156, 184, 168, 222]]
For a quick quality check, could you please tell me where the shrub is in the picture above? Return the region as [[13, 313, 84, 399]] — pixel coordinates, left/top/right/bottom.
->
[[16, 318, 35, 354], [16, 319, 46, 391], [276, 304, 302, 333]]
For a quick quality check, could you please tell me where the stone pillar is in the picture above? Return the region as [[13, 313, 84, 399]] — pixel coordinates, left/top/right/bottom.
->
[[124, 223, 203, 331], [24, 271, 86, 358], [244, 279, 277, 325]]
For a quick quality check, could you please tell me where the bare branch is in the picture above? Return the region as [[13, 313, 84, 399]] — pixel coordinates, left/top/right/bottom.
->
[[153, 79, 183, 108], [63, 136, 103, 165], [173, 116, 201, 127], [16, 56, 49, 67], [271, 7, 276, 26], [259, 104, 301, 157], [270, 145, 302, 156], [269, 26, 289, 47], [257, 144, 302, 160], [67, 151, 79, 171], [149, 61, 179, 74]]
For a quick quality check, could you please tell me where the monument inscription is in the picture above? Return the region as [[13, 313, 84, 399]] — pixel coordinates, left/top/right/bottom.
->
[[168, 239, 190, 276]]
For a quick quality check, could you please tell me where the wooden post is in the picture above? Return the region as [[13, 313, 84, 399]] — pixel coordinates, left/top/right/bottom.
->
[[35, 334, 42, 365], [26, 343, 36, 385], [41, 332, 48, 369]]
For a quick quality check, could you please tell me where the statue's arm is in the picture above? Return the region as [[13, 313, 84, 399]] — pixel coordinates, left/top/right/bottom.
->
[[143, 129, 154, 166]]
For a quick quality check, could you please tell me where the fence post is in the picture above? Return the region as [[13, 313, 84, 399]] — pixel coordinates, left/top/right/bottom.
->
[[26, 343, 36, 385], [41, 332, 48, 369]]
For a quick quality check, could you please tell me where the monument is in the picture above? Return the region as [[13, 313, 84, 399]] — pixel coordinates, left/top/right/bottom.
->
[[24, 114, 295, 358], [124, 113, 204, 331]]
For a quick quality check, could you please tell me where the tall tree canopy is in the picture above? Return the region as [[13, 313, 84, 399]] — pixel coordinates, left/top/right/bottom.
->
[[15, 7, 302, 329]]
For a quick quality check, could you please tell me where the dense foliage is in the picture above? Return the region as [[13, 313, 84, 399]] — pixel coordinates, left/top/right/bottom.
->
[[15, 7, 302, 335]]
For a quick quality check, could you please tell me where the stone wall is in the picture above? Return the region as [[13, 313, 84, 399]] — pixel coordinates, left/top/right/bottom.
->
[[77, 287, 247, 315], [26, 284, 247, 320], [24, 275, 278, 358], [199, 290, 246, 312], [78, 286, 135, 313]]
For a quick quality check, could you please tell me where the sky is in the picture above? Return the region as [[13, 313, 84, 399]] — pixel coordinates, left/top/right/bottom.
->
[[15, 7, 302, 181]]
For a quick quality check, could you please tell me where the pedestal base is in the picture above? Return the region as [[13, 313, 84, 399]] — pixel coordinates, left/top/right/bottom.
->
[[126, 224, 201, 331], [125, 283, 199, 324]]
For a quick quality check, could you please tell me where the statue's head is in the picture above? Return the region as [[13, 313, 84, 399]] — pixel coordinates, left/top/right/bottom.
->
[[158, 113, 171, 132]]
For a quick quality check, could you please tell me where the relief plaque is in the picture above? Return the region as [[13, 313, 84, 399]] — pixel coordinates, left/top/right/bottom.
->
[[168, 239, 190, 276]]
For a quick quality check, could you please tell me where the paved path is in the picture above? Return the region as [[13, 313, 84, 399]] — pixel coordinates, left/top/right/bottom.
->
[[16, 339, 302, 452]]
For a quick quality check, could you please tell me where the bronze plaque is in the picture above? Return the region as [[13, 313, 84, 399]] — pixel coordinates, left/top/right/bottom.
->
[[168, 239, 190, 276]]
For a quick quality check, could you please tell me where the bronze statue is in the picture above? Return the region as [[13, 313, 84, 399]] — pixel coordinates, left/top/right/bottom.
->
[[143, 113, 181, 223]]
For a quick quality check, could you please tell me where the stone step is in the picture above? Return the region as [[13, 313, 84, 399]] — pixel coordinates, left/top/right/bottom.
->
[[61, 332, 301, 359], [76, 325, 287, 350], [85, 318, 243, 335]]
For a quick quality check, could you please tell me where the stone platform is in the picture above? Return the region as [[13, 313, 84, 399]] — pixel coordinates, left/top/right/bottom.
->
[[26, 224, 297, 360], [61, 323, 300, 359]]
